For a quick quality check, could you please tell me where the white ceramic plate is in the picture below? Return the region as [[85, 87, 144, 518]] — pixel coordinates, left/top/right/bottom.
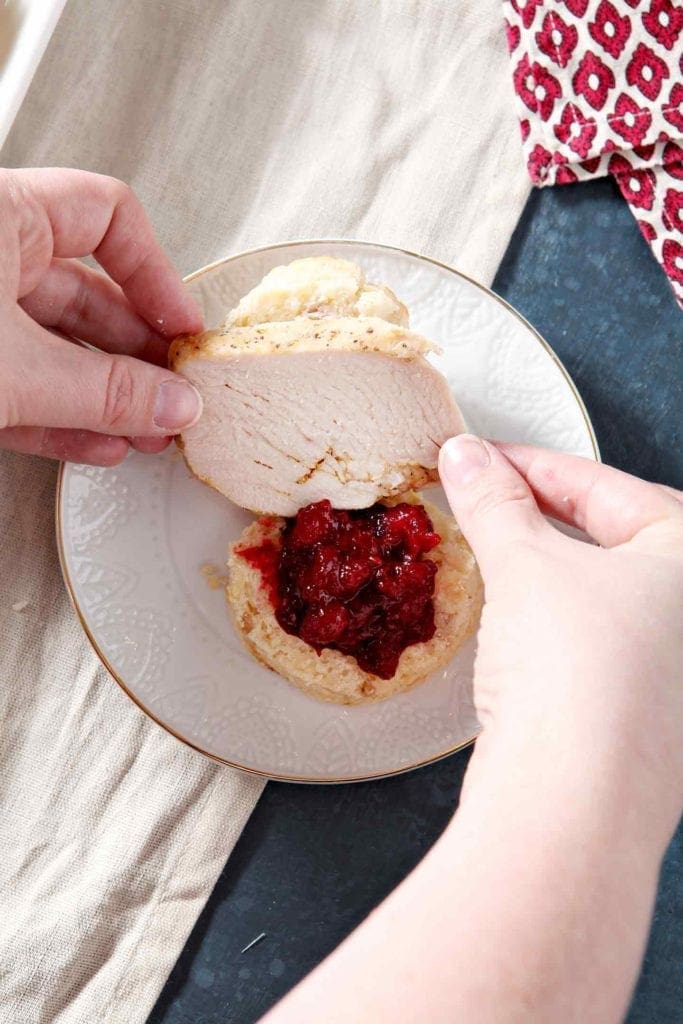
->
[[0, 0, 67, 151], [57, 241, 598, 783]]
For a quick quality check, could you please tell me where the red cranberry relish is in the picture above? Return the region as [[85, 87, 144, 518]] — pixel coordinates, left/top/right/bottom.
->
[[239, 499, 441, 679]]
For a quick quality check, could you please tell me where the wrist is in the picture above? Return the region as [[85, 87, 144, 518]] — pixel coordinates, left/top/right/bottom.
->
[[435, 726, 664, 1024], [456, 719, 676, 865]]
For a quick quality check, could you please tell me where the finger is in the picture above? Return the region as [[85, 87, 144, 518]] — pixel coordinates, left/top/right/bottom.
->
[[439, 435, 551, 577], [19, 259, 169, 365], [0, 426, 129, 466], [657, 483, 683, 504], [128, 435, 172, 454], [4, 308, 202, 437], [7, 168, 203, 335], [495, 444, 682, 547]]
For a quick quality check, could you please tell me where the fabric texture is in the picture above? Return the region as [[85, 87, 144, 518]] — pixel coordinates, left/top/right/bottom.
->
[[0, 2, 529, 1021], [504, 0, 683, 307]]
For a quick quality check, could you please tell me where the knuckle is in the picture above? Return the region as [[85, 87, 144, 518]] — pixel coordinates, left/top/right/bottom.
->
[[102, 174, 130, 200], [63, 269, 91, 329], [3, 172, 53, 289], [102, 358, 138, 431], [104, 175, 136, 214], [95, 177, 144, 275], [470, 481, 531, 521]]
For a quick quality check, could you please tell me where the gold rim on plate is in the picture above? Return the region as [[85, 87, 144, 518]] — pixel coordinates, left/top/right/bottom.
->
[[55, 239, 600, 784]]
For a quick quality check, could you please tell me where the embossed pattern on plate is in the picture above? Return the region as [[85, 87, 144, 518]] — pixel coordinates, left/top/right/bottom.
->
[[58, 241, 597, 782]]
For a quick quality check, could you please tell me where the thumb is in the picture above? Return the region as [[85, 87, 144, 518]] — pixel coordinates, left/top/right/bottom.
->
[[439, 435, 550, 576], [5, 313, 202, 437]]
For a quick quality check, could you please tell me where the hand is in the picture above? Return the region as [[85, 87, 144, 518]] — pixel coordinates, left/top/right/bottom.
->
[[439, 437, 683, 840], [0, 167, 204, 465], [433, 439, 683, 1021], [261, 442, 682, 1024]]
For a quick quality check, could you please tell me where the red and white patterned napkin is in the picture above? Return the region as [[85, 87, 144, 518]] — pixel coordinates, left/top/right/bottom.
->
[[504, 0, 683, 307]]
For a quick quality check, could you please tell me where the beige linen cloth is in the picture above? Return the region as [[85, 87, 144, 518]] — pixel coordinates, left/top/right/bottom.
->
[[0, 2, 530, 1022]]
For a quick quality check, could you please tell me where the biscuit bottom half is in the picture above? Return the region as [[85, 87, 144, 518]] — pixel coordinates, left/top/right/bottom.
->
[[226, 495, 483, 705]]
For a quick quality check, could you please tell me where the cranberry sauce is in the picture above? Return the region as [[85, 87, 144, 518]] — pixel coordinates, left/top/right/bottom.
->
[[239, 499, 441, 679], [237, 539, 280, 607]]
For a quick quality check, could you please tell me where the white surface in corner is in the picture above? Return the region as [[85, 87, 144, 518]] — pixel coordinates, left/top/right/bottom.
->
[[0, 0, 67, 151]]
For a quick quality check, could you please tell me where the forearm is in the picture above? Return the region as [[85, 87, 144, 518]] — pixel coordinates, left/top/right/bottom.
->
[[436, 730, 664, 1023], [263, 733, 667, 1024]]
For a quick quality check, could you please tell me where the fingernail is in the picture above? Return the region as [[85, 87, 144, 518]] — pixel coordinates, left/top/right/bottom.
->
[[153, 380, 202, 431], [439, 435, 490, 487]]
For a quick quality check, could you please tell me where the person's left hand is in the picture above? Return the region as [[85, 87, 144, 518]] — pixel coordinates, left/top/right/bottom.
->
[[0, 167, 204, 465]]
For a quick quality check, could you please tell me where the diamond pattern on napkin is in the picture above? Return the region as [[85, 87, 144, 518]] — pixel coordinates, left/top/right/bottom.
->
[[504, 0, 683, 307]]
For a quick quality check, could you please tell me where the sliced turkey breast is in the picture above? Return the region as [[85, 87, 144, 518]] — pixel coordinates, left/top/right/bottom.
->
[[170, 314, 465, 516]]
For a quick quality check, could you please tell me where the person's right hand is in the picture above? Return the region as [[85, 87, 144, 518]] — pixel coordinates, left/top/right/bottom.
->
[[439, 438, 683, 843], [0, 167, 204, 466]]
